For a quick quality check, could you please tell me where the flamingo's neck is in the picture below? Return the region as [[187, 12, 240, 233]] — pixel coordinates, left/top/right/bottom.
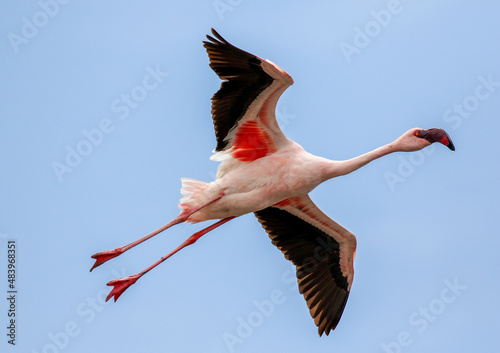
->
[[323, 143, 396, 180]]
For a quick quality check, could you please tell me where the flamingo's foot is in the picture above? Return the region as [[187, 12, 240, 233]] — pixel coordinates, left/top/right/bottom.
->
[[90, 248, 124, 272], [105, 274, 141, 302]]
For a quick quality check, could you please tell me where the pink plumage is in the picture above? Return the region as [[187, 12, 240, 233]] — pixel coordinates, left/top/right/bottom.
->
[[90, 29, 455, 336]]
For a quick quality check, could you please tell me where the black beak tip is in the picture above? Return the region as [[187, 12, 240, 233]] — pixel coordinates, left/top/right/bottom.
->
[[435, 128, 455, 152], [444, 132, 455, 151]]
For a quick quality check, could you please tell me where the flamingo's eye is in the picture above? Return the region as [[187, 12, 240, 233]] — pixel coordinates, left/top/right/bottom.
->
[[414, 130, 420, 136]]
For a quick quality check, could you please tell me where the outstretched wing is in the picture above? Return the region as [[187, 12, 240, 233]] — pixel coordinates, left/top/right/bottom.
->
[[203, 29, 294, 160], [254, 195, 357, 336]]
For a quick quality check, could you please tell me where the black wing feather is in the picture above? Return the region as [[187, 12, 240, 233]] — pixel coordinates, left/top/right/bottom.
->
[[203, 29, 274, 151], [255, 207, 350, 336]]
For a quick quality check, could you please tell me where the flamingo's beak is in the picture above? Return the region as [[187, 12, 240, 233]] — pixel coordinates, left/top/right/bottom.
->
[[417, 128, 455, 151]]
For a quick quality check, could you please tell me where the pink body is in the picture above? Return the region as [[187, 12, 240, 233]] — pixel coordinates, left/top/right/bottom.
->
[[90, 29, 455, 336]]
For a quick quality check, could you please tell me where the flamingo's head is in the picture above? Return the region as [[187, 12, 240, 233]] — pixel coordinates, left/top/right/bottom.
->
[[394, 128, 455, 152]]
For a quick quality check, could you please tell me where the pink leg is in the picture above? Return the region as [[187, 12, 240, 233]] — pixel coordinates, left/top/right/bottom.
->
[[90, 192, 225, 272], [105, 216, 235, 302]]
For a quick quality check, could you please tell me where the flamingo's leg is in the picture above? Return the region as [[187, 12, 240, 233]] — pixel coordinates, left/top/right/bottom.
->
[[90, 192, 225, 271], [105, 216, 235, 302]]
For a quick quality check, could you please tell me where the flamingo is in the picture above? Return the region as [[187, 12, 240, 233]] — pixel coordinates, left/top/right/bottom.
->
[[90, 28, 455, 336]]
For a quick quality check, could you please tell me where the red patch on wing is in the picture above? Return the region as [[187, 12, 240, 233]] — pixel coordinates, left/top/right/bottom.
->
[[274, 198, 309, 211], [232, 121, 276, 162], [273, 199, 291, 208]]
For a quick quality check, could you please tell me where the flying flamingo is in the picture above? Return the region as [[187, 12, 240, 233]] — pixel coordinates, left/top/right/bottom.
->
[[90, 29, 455, 336]]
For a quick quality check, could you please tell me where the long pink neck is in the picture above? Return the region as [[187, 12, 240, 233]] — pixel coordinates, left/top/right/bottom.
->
[[322, 143, 396, 180]]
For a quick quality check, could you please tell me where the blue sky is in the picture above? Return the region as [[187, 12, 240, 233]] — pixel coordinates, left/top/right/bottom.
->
[[1, 1, 499, 352]]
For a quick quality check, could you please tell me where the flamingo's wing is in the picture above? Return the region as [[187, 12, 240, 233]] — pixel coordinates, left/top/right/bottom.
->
[[254, 195, 357, 336], [203, 29, 294, 160]]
